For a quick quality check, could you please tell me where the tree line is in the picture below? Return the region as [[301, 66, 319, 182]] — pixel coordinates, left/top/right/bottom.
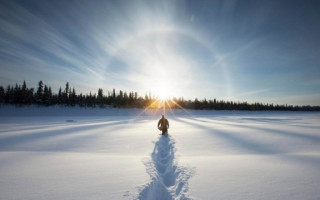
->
[[0, 80, 319, 111]]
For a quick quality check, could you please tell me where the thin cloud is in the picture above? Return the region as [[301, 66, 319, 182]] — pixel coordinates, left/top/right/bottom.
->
[[239, 89, 271, 97], [0, 1, 319, 105]]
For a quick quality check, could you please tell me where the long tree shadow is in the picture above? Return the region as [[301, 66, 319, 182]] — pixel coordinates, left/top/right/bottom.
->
[[0, 120, 131, 151], [175, 117, 280, 155], [185, 115, 320, 146], [174, 117, 320, 171], [137, 135, 194, 200], [225, 122, 320, 144]]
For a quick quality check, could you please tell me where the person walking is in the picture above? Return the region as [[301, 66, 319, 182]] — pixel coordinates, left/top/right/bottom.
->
[[158, 115, 169, 135]]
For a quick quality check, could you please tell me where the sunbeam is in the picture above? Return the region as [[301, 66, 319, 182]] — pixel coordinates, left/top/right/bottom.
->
[[165, 99, 177, 118], [1, 0, 319, 105], [170, 100, 192, 116]]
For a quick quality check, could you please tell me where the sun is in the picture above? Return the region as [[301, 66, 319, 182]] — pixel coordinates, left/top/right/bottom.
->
[[154, 81, 171, 101], [159, 92, 169, 101]]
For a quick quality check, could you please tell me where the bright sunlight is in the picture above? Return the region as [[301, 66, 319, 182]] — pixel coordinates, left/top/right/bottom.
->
[[154, 81, 172, 100]]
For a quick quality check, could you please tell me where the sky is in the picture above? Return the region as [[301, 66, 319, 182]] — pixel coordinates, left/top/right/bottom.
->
[[0, 0, 320, 106]]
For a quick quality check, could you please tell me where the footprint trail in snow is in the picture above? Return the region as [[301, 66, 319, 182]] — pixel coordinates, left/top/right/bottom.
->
[[137, 135, 194, 200]]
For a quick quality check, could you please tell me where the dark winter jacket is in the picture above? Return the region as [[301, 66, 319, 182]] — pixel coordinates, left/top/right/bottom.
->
[[158, 117, 169, 130]]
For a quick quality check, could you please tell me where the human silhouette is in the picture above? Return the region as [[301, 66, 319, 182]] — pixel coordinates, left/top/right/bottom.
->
[[158, 115, 169, 135]]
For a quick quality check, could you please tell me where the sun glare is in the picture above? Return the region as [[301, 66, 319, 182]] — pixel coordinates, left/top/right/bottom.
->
[[155, 81, 171, 100]]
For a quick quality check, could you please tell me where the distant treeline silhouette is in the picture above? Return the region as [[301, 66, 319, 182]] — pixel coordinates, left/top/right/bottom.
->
[[0, 80, 319, 111]]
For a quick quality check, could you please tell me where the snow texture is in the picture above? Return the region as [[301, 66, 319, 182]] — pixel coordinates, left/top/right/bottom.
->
[[0, 106, 320, 200], [136, 135, 194, 200]]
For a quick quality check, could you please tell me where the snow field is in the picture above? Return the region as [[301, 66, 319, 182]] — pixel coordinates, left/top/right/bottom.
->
[[0, 107, 320, 199]]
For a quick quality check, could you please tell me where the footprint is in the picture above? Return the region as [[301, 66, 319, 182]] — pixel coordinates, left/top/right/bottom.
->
[[133, 135, 195, 200]]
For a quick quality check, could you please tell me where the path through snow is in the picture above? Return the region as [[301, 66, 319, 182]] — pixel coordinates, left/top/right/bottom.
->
[[136, 135, 194, 200]]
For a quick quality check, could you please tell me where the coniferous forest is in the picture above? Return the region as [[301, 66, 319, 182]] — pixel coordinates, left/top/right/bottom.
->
[[0, 80, 319, 111]]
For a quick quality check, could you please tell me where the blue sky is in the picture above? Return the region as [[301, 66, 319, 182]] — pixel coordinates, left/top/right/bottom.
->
[[0, 0, 320, 105]]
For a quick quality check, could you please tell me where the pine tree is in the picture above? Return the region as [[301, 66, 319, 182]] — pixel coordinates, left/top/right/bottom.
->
[[48, 87, 52, 104], [88, 92, 92, 107], [26, 88, 34, 104], [63, 82, 69, 105], [58, 87, 62, 104], [79, 93, 84, 107], [36, 81, 44, 104], [5, 85, 10, 103], [134, 92, 138, 100], [97, 88, 103, 107], [13, 83, 20, 104], [70, 88, 76, 106], [21, 80, 27, 104], [43, 85, 49, 105], [112, 89, 116, 100], [0, 86, 4, 103], [9, 86, 14, 104]]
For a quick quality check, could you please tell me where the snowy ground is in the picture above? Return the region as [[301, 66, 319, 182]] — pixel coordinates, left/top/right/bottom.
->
[[0, 106, 320, 200]]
